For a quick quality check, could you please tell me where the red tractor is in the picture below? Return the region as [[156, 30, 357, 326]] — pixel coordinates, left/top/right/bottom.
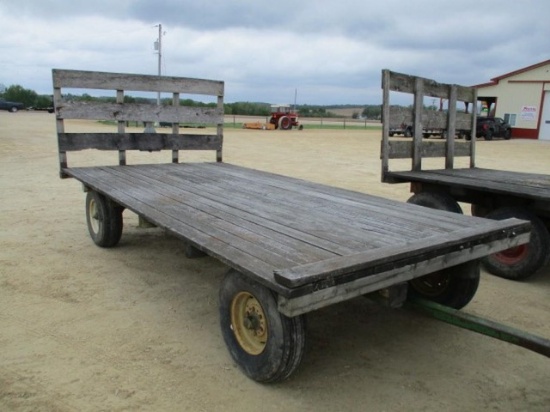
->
[[268, 104, 302, 130]]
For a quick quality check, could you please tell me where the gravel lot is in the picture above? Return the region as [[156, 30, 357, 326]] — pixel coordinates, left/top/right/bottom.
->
[[1, 111, 549, 411]]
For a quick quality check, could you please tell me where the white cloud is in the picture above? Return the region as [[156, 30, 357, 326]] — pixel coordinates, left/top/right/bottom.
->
[[0, 0, 549, 104]]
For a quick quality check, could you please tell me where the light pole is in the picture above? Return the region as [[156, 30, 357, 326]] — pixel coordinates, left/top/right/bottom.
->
[[154, 24, 163, 106]]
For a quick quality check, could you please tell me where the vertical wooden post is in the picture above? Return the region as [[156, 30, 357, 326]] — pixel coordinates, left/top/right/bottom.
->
[[116, 89, 126, 166], [412, 77, 424, 171], [53, 85, 67, 176], [446, 85, 457, 169], [172, 92, 180, 163], [381, 69, 391, 181], [470, 88, 477, 168], [217, 94, 224, 162]]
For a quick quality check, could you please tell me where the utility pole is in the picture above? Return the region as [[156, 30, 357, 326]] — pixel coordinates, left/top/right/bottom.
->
[[154, 24, 163, 106]]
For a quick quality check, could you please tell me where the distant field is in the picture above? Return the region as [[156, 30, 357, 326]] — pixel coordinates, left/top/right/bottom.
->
[[326, 107, 364, 117]]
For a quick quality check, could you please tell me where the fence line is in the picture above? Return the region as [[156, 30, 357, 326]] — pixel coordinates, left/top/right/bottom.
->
[[225, 115, 381, 129]]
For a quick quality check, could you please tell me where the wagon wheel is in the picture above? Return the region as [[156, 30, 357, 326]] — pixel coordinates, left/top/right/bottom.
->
[[86, 191, 123, 247], [485, 129, 493, 140], [482, 207, 550, 280], [471, 204, 493, 217], [407, 191, 463, 214], [408, 260, 480, 309], [279, 116, 292, 130], [219, 269, 306, 382]]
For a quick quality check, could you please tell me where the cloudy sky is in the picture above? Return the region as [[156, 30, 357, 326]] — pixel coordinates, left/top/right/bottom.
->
[[1, 0, 548, 105]]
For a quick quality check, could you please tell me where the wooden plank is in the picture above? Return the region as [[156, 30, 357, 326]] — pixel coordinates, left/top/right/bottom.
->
[[52, 69, 224, 96], [387, 140, 471, 159], [58, 133, 222, 152], [386, 168, 550, 201], [108, 166, 340, 263], [274, 219, 530, 288], [186, 163, 475, 232], [64, 167, 293, 295], [137, 165, 407, 249], [57, 101, 223, 123], [446, 85, 457, 169], [277, 227, 530, 314], [412, 76, 424, 171], [386, 70, 476, 103], [388, 107, 472, 130]]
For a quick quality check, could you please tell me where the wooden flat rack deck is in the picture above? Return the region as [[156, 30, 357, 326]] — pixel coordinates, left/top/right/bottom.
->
[[63, 162, 530, 316], [386, 168, 550, 207]]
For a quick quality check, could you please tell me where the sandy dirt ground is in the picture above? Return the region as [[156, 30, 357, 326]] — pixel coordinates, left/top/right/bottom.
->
[[1, 111, 549, 412]]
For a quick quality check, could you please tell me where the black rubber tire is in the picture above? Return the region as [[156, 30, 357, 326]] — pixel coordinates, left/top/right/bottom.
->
[[504, 129, 512, 140], [10, 106, 18, 113], [407, 191, 463, 214], [404, 128, 413, 137], [219, 269, 306, 383], [408, 260, 480, 309], [279, 116, 292, 130], [485, 129, 493, 141], [471, 204, 492, 218], [482, 207, 550, 280], [85, 191, 123, 247]]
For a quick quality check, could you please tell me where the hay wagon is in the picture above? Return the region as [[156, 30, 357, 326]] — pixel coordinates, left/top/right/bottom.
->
[[53, 69, 534, 382], [381, 70, 550, 281]]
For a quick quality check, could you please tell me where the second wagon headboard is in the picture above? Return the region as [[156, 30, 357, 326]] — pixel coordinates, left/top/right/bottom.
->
[[52, 69, 224, 178], [381, 69, 478, 183]]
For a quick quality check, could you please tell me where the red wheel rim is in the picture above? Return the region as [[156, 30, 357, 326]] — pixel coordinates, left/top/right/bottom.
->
[[493, 245, 528, 265]]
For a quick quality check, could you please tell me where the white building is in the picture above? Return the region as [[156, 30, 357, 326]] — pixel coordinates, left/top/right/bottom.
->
[[474, 59, 550, 140]]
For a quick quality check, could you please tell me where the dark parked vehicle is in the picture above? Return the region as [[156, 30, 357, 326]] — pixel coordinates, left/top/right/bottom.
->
[[476, 117, 512, 140], [389, 123, 413, 137], [0, 99, 25, 112]]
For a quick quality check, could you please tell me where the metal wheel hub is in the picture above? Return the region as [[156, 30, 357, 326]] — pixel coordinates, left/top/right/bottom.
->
[[493, 245, 528, 265], [231, 291, 268, 355], [410, 271, 451, 297], [88, 198, 100, 234]]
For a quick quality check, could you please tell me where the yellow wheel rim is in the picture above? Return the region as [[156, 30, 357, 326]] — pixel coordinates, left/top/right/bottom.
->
[[88, 197, 100, 234], [230, 291, 268, 355]]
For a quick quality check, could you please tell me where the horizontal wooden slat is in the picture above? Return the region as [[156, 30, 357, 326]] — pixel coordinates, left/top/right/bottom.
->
[[58, 133, 222, 152], [57, 101, 223, 123], [52, 69, 224, 96], [388, 106, 472, 129], [386, 140, 471, 159], [385, 70, 476, 102]]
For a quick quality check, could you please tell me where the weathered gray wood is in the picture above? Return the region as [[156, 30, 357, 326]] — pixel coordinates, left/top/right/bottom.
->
[[274, 219, 530, 288], [52, 69, 224, 96], [277, 228, 530, 316], [446, 85, 457, 169], [53, 69, 224, 173], [386, 70, 476, 103], [58, 133, 222, 152], [381, 70, 391, 178], [387, 107, 472, 130], [63, 163, 531, 305], [386, 168, 550, 201], [381, 70, 476, 182], [412, 77, 424, 171], [387, 140, 471, 159], [57, 101, 223, 124]]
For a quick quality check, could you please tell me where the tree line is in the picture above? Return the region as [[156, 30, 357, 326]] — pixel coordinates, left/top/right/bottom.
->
[[0, 83, 384, 119]]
